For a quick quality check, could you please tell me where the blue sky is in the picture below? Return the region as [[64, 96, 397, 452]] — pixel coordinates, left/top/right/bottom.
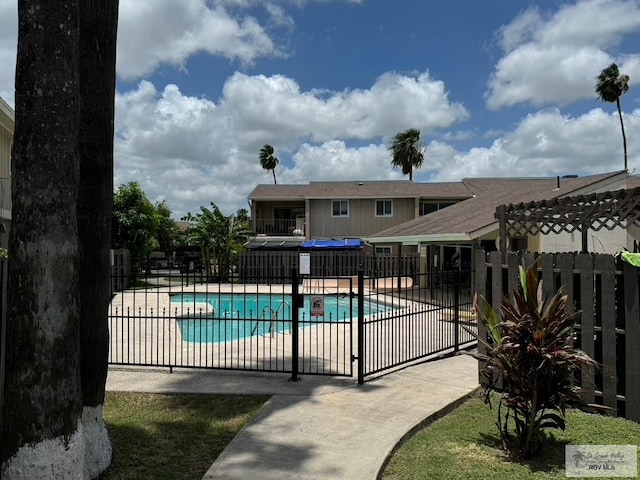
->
[[1, 0, 639, 218]]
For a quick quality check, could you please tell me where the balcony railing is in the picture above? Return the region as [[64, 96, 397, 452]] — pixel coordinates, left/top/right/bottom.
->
[[253, 218, 304, 236]]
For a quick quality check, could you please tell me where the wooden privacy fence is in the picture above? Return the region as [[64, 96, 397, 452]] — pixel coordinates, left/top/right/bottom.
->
[[238, 251, 419, 283], [474, 250, 640, 422]]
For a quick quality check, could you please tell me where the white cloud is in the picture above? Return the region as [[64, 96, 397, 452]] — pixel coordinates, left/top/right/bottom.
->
[[114, 70, 468, 217], [116, 0, 365, 80], [429, 107, 640, 181], [117, 0, 281, 79], [441, 130, 475, 142], [6, 0, 637, 225], [0, 0, 367, 97], [222, 71, 468, 142], [487, 0, 640, 109], [498, 7, 543, 53], [116, 82, 221, 163], [115, 65, 640, 218], [263, 3, 295, 29], [283, 141, 394, 183], [0, 0, 287, 106]]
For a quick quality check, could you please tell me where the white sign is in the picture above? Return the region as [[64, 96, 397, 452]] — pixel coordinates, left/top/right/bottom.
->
[[310, 295, 324, 317], [299, 252, 311, 275]]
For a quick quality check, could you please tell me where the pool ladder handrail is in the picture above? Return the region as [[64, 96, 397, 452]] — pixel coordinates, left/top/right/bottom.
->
[[256, 301, 292, 337], [272, 300, 292, 336]]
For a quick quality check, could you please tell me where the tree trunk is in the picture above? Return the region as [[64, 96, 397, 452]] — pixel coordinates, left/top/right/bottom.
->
[[272, 168, 277, 185], [77, 0, 119, 477], [616, 98, 628, 171], [1, 2, 83, 478]]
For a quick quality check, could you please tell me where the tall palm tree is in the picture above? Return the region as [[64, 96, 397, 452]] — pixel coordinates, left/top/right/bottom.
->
[[77, 0, 119, 476], [389, 128, 424, 181], [596, 63, 630, 170], [3, 1, 84, 476], [259, 144, 279, 184]]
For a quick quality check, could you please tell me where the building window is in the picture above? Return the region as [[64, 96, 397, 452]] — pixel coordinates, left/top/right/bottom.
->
[[332, 200, 349, 217], [375, 246, 392, 255], [419, 201, 456, 216], [375, 200, 393, 217]]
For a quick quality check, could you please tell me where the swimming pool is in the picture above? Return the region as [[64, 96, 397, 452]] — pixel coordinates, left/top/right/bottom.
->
[[171, 293, 391, 343]]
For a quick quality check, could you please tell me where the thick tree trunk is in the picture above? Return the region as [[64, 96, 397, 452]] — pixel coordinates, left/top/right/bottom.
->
[[77, 1, 119, 477], [1, 1, 83, 478]]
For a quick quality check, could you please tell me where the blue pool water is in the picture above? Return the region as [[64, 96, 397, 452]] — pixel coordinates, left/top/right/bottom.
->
[[171, 293, 390, 343]]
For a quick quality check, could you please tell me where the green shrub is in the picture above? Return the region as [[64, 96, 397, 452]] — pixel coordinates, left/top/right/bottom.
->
[[469, 262, 597, 458]]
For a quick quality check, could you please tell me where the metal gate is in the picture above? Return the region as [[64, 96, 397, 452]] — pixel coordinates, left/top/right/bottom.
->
[[356, 269, 476, 383]]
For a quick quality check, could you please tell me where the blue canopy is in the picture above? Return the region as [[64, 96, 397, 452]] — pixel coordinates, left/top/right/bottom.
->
[[301, 238, 362, 250]]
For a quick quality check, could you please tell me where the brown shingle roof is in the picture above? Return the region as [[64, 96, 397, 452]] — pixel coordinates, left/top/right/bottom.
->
[[248, 180, 472, 201], [247, 184, 309, 200], [368, 171, 626, 240]]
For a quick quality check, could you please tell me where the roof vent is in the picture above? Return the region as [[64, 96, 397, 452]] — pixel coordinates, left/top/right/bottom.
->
[[358, 182, 364, 185]]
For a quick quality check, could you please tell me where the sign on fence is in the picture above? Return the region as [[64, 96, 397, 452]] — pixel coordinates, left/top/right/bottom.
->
[[310, 295, 324, 317], [299, 252, 310, 275]]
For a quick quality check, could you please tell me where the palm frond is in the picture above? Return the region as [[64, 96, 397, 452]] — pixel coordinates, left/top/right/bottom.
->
[[595, 63, 629, 102], [259, 144, 279, 184], [389, 128, 425, 179]]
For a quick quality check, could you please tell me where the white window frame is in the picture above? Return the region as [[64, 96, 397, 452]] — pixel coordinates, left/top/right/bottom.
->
[[375, 199, 393, 217], [375, 246, 392, 255], [331, 200, 349, 217]]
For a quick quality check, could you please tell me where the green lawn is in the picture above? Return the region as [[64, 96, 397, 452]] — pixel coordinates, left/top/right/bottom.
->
[[382, 395, 640, 480], [100, 392, 270, 480]]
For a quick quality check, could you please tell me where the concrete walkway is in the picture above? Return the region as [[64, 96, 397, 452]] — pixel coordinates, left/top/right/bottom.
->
[[106, 354, 480, 480]]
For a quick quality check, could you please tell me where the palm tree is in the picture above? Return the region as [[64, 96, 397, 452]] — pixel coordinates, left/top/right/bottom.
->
[[259, 144, 279, 184], [389, 128, 424, 181], [3, 1, 84, 476], [77, 0, 119, 476], [596, 63, 630, 170], [183, 203, 251, 280]]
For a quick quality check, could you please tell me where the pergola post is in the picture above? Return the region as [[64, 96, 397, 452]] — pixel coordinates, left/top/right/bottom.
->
[[498, 204, 507, 263]]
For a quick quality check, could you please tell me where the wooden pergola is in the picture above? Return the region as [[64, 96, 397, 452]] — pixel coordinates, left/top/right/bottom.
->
[[496, 187, 640, 254]]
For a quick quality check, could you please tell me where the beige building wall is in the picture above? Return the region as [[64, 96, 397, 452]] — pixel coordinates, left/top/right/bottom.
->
[[308, 198, 415, 238], [539, 228, 627, 254]]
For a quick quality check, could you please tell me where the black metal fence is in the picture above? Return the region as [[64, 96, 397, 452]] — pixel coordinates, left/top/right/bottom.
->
[[359, 269, 476, 380], [238, 250, 420, 283], [0, 253, 475, 390], [108, 264, 475, 382], [108, 267, 355, 377]]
